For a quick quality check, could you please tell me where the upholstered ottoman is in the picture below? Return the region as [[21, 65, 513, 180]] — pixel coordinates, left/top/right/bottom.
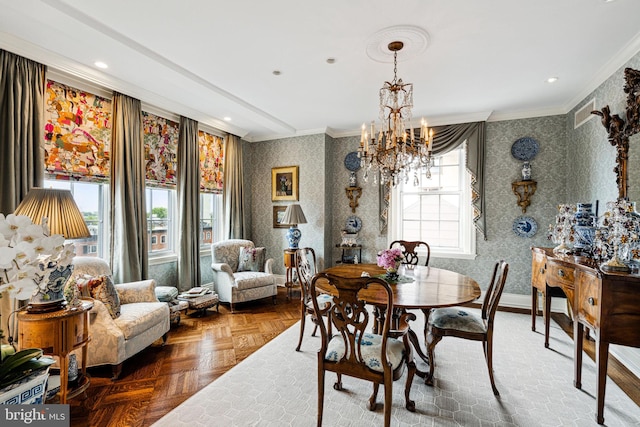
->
[[180, 293, 220, 317], [155, 286, 187, 324]]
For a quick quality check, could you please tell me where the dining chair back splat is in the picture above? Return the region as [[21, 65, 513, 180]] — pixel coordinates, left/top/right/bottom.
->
[[425, 260, 509, 395], [294, 247, 332, 351], [310, 272, 416, 427], [389, 240, 431, 267]]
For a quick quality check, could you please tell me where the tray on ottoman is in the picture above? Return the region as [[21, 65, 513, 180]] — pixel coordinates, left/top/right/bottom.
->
[[178, 292, 220, 317]]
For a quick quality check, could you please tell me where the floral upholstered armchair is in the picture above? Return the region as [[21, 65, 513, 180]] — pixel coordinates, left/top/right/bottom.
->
[[70, 257, 170, 379], [211, 239, 277, 312]]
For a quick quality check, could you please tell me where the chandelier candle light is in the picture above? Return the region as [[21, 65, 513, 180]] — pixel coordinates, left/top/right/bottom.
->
[[358, 41, 434, 187]]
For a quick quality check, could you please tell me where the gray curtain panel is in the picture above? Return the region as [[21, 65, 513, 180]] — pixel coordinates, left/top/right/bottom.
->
[[431, 121, 486, 240], [0, 50, 45, 344], [0, 49, 45, 214], [223, 134, 247, 239], [109, 92, 148, 283], [177, 116, 200, 292]]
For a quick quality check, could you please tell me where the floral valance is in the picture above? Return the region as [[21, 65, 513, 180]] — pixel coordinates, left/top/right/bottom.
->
[[143, 112, 178, 188], [43, 80, 112, 182], [199, 130, 224, 193]]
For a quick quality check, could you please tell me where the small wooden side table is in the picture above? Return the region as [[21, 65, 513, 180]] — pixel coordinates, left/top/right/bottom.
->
[[17, 299, 93, 404], [284, 249, 298, 300]]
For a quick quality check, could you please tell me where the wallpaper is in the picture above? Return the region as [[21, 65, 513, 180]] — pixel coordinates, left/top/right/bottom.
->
[[245, 134, 327, 275], [566, 52, 640, 205]]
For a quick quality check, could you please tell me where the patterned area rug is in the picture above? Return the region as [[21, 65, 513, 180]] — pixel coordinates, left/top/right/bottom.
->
[[153, 310, 640, 426]]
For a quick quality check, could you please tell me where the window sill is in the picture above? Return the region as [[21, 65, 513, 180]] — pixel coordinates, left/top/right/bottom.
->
[[149, 253, 178, 266], [431, 251, 477, 260]]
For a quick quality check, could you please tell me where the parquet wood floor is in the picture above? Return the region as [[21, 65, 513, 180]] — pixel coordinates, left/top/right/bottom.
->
[[69, 287, 301, 427], [67, 291, 639, 426]]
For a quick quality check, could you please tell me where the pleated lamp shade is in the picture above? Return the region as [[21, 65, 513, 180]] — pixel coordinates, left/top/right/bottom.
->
[[281, 204, 307, 226], [14, 188, 91, 239], [282, 204, 307, 249]]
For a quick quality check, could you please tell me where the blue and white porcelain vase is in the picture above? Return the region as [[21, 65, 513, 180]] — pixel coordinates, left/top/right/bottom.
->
[[573, 203, 597, 256], [286, 226, 302, 249]]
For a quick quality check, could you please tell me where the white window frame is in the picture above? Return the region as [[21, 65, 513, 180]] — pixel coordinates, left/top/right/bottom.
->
[[146, 187, 177, 262], [388, 144, 476, 260], [43, 179, 109, 259], [199, 192, 223, 253]]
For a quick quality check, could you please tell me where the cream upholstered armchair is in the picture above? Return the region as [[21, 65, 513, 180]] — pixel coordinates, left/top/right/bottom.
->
[[70, 257, 170, 379], [211, 239, 277, 312]]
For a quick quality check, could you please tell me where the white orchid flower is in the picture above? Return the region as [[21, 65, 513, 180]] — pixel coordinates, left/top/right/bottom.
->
[[0, 246, 17, 270], [16, 223, 47, 244], [9, 277, 40, 300]]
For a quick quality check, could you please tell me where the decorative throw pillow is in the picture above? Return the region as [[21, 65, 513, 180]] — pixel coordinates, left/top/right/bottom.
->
[[70, 274, 93, 298], [237, 246, 265, 272], [87, 275, 121, 319]]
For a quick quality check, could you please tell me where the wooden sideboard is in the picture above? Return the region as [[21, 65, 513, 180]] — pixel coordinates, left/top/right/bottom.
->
[[530, 247, 640, 424]]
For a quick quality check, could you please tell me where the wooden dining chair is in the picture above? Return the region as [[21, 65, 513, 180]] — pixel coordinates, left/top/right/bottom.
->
[[389, 240, 431, 267], [294, 247, 333, 351], [425, 260, 509, 396], [310, 272, 416, 427]]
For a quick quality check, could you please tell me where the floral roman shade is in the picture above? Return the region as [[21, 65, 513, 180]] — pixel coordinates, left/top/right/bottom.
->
[[43, 80, 112, 182], [143, 112, 178, 188], [199, 130, 224, 193]]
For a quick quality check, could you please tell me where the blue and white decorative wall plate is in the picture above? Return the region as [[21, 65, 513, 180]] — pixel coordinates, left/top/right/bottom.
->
[[511, 137, 539, 161], [345, 215, 362, 233], [512, 216, 538, 238], [344, 152, 361, 171]]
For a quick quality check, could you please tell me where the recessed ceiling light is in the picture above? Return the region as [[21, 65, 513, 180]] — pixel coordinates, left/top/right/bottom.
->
[[546, 77, 558, 83], [223, 117, 232, 122], [94, 61, 108, 69], [272, 70, 281, 76], [326, 58, 336, 64]]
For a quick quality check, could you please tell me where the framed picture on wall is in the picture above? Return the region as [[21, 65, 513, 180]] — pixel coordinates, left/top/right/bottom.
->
[[272, 166, 299, 201], [273, 206, 289, 228]]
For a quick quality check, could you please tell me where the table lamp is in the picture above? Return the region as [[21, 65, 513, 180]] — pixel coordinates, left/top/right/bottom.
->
[[14, 188, 91, 239], [14, 188, 91, 312], [281, 204, 307, 249]]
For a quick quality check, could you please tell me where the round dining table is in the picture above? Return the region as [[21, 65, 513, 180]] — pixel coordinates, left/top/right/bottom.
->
[[319, 263, 482, 381]]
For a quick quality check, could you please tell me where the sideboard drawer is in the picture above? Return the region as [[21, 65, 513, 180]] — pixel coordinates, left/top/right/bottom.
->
[[576, 270, 600, 329], [546, 260, 575, 289]]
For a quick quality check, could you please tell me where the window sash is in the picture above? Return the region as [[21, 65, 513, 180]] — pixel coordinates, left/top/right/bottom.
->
[[389, 146, 475, 258]]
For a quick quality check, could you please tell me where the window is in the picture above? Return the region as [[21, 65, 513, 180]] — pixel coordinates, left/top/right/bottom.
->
[[200, 193, 223, 248], [44, 179, 109, 258], [389, 145, 475, 259], [146, 188, 175, 254]]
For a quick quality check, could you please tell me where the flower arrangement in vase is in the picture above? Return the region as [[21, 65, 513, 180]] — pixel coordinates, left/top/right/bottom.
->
[[592, 199, 640, 272], [0, 214, 76, 312], [376, 248, 403, 281], [547, 204, 576, 255]]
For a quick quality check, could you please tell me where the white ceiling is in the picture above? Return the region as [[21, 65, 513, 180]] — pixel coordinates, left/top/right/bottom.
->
[[2, 0, 640, 141]]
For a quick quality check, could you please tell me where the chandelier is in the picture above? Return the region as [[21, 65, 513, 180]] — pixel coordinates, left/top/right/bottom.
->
[[358, 41, 433, 186]]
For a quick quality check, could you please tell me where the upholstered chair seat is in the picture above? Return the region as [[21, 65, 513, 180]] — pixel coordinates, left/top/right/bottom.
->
[[428, 308, 486, 333], [326, 332, 406, 372]]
